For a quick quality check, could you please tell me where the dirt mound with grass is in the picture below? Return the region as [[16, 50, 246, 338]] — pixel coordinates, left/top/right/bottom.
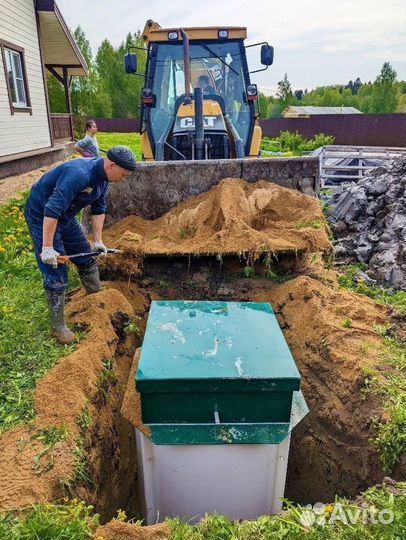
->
[[0, 288, 135, 512], [102, 179, 332, 270], [253, 275, 395, 501]]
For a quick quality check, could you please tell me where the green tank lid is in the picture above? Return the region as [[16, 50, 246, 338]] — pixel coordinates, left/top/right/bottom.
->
[[137, 300, 301, 394]]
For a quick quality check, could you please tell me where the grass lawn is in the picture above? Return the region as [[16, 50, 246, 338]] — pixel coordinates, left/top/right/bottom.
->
[[96, 132, 142, 161], [0, 194, 79, 433], [95, 132, 292, 161], [0, 483, 404, 539]]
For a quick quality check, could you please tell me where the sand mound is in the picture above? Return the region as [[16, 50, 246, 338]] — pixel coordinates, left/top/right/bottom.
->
[[121, 348, 150, 438], [0, 288, 135, 512], [93, 521, 170, 540], [103, 179, 332, 264], [253, 276, 394, 501]]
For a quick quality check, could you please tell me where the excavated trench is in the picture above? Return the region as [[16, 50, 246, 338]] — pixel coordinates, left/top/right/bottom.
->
[[79, 254, 401, 523]]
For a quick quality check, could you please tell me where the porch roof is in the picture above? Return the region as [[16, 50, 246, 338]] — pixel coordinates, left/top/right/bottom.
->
[[36, 0, 88, 77]]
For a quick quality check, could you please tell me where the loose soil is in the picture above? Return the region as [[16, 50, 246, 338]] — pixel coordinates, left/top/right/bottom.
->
[[102, 178, 332, 277], [252, 276, 394, 502], [93, 521, 170, 540]]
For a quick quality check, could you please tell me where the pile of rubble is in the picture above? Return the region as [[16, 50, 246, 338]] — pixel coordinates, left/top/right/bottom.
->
[[330, 156, 406, 290]]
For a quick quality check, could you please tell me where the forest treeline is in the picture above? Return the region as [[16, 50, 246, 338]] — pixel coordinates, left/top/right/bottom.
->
[[47, 26, 406, 120]]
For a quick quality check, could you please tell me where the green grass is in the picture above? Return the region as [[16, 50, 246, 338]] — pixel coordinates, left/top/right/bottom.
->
[[96, 132, 142, 161], [0, 500, 99, 540], [295, 218, 323, 230], [1, 483, 404, 540], [32, 425, 69, 476], [0, 194, 80, 434], [341, 318, 353, 328], [337, 264, 406, 472], [96, 359, 117, 402], [243, 265, 254, 278], [338, 264, 406, 316], [371, 337, 406, 473]]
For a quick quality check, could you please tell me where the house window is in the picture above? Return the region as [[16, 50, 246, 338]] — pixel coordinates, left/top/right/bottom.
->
[[5, 48, 27, 106], [0, 40, 31, 114]]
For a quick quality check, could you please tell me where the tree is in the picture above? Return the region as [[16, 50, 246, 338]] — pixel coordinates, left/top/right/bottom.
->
[[276, 73, 293, 102], [47, 75, 65, 113], [371, 62, 398, 113], [258, 93, 269, 118], [70, 26, 97, 117]]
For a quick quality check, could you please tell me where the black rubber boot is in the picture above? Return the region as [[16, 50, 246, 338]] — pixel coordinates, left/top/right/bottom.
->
[[46, 290, 76, 345], [78, 263, 102, 294]]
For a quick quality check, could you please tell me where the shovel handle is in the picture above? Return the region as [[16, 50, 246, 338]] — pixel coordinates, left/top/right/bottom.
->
[[57, 248, 122, 265], [57, 255, 71, 264]]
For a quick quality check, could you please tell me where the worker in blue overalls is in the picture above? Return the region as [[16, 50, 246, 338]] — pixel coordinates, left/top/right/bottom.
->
[[24, 146, 136, 345]]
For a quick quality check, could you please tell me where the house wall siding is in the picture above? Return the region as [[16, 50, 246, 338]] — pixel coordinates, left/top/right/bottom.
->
[[0, 0, 51, 157]]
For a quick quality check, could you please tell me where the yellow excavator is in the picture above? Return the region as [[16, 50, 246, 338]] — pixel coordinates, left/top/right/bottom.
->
[[96, 21, 318, 226], [124, 20, 274, 161]]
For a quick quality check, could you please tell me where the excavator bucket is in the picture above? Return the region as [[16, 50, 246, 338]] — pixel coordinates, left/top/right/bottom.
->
[[103, 156, 320, 227]]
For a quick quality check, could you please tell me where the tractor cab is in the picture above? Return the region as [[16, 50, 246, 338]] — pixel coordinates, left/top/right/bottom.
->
[[125, 21, 273, 161]]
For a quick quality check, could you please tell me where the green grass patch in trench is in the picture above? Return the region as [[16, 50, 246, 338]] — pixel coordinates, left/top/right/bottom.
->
[[0, 194, 80, 434]]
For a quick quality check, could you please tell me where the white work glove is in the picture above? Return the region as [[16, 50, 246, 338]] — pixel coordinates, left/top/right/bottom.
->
[[94, 240, 108, 256], [40, 247, 60, 268]]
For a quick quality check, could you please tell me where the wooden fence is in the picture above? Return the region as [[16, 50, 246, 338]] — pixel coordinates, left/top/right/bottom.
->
[[88, 114, 406, 147], [51, 113, 73, 141]]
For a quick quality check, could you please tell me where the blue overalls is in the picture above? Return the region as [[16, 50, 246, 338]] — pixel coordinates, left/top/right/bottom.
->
[[24, 158, 109, 292]]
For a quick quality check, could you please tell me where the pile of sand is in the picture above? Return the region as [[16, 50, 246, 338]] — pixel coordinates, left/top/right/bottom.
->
[[0, 288, 136, 511], [93, 521, 170, 540], [102, 179, 332, 274]]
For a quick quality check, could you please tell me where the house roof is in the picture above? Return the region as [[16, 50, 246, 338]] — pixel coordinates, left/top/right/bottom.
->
[[36, 0, 88, 77], [283, 106, 363, 117]]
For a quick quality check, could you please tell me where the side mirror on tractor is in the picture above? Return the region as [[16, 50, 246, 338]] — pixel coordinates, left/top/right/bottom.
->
[[260, 45, 274, 66], [124, 53, 138, 74]]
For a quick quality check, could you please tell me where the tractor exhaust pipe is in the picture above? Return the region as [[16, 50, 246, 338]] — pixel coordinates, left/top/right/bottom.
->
[[180, 29, 191, 105], [194, 86, 205, 160]]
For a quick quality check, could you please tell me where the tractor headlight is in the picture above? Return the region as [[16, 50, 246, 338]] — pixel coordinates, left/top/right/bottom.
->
[[218, 30, 229, 39], [168, 31, 179, 40], [142, 88, 154, 106], [247, 84, 258, 101]]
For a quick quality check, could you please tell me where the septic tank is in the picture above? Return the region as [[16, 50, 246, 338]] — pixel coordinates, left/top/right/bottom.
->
[[135, 300, 308, 523]]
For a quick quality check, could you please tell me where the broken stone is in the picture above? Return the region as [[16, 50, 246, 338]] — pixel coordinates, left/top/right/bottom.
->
[[329, 155, 406, 290], [354, 271, 377, 286]]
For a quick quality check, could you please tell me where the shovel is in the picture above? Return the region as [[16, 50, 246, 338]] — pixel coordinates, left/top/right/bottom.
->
[[57, 248, 123, 264]]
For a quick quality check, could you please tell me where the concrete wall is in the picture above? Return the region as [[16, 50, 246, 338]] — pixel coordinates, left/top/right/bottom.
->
[[0, 0, 51, 157], [100, 156, 319, 227]]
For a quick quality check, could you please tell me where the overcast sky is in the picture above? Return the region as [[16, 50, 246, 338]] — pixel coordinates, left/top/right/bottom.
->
[[58, 0, 406, 95]]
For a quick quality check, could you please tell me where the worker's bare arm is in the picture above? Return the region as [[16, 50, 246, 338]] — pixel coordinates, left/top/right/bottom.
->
[[74, 144, 87, 156], [42, 217, 58, 247], [91, 214, 106, 243]]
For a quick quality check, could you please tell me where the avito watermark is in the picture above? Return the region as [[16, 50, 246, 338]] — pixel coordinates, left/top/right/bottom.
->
[[299, 502, 394, 527]]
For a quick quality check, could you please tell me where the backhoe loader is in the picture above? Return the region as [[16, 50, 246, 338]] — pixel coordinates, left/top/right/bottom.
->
[[97, 20, 320, 226], [125, 20, 274, 161]]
